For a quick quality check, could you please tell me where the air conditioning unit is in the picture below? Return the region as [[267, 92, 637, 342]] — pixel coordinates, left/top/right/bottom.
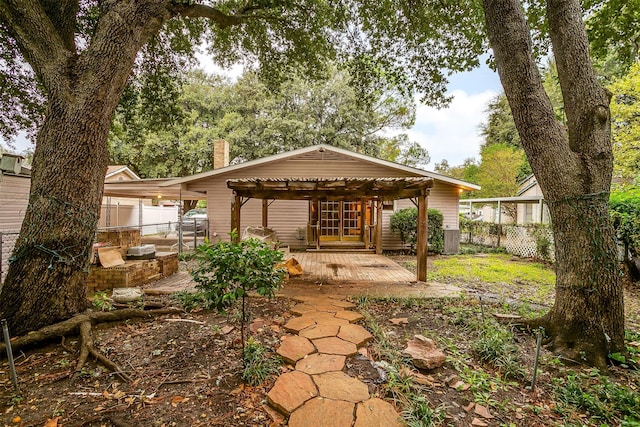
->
[[0, 154, 22, 174]]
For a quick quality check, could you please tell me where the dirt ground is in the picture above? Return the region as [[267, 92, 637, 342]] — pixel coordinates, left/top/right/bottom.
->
[[1, 256, 639, 427]]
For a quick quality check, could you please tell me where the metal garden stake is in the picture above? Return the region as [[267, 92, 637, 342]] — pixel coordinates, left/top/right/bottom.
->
[[1, 319, 18, 391]]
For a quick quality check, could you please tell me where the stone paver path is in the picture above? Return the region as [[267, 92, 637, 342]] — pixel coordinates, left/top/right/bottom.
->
[[267, 295, 404, 426]]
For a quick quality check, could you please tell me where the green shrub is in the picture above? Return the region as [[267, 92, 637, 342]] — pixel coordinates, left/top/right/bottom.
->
[[471, 322, 526, 381], [610, 186, 640, 260], [389, 207, 444, 254]]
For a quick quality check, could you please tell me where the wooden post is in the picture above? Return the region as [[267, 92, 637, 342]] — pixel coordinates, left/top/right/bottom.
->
[[375, 199, 383, 255], [417, 192, 428, 282], [262, 199, 269, 227], [231, 193, 241, 243]]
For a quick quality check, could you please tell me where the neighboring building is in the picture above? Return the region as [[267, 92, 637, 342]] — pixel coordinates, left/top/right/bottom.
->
[[164, 144, 479, 253], [0, 154, 31, 231], [516, 175, 548, 224]]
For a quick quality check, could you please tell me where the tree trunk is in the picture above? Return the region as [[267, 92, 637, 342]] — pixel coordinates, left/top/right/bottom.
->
[[0, 0, 170, 336], [0, 101, 110, 335], [482, 0, 625, 369]]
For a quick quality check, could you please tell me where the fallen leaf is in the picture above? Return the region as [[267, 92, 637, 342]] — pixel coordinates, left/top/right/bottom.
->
[[113, 390, 126, 399], [11, 416, 21, 424], [43, 417, 60, 427], [142, 396, 164, 405], [171, 396, 189, 407]]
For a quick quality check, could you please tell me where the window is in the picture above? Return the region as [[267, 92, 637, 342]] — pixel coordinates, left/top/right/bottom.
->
[[382, 199, 396, 211]]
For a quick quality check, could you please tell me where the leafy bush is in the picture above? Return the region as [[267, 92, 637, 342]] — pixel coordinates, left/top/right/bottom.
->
[[389, 207, 444, 254], [610, 186, 640, 260]]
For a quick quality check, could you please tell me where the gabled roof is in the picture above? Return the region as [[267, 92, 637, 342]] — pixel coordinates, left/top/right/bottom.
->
[[162, 144, 480, 191], [105, 165, 140, 181]]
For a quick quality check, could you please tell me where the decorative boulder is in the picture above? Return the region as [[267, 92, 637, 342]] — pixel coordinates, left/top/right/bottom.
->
[[403, 334, 446, 370]]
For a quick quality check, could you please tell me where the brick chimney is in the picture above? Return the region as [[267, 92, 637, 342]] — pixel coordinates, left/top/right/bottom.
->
[[213, 139, 229, 169]]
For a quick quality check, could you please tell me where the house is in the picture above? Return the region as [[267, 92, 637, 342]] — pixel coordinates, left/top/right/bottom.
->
[[163, 143, 479, 254]]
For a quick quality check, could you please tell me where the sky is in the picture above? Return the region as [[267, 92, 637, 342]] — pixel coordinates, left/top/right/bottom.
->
[[410, 64, 502, 167], [3, 54, 503, 169]]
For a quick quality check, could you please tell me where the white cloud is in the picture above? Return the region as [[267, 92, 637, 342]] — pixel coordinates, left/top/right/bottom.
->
[[409, 89, 498, 168]]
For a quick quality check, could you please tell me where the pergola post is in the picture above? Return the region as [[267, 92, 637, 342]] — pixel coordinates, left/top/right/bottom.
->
[[375, 199, 383, 255], [417, 191, 428, 282], [262, 199, 269, 227], [231, 192, 241, 243]]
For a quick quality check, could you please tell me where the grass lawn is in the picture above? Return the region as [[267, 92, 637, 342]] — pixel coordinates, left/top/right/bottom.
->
[[395, 252, 556, 306]]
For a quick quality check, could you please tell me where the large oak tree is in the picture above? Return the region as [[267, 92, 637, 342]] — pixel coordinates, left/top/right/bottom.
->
[[483, 0, 624, 367]]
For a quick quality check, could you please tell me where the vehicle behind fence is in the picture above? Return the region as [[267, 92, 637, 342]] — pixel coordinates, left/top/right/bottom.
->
[[1, 220, 209, 284]]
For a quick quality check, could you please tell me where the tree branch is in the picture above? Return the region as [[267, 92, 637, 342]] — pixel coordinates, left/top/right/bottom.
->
[[0, 0, 73, 96], [169, 3, 243, 29], [40, 0, 78, 51]]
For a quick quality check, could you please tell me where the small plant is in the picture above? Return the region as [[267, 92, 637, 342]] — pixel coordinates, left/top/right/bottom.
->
[[242, 337, 280, 386], [91, 291, 113, 311], [471, 322, 526, 381], [190, 230, 286, 359], [402, 395, 447, 427]]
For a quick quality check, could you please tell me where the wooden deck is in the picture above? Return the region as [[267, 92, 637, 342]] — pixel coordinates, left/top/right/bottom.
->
[[287, 252, 416, 283]]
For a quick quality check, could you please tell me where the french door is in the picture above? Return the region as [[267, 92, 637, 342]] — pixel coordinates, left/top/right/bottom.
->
[[314, 200, 367, 242]]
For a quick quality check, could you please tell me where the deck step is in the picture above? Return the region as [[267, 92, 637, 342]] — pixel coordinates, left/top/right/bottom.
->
[[306, 248, 375, 253]]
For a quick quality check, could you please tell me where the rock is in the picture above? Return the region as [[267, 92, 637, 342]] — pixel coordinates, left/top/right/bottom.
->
[[111, 287, 143, 303], [312, 337, 358, 356], [288, 397, 355, 427], [312, 371, 370, 402], [389, 317, 409, 325], [277, 335, 316, 364], [267, 371, 318, 415], [296, 354, 346, 375], [471, 418, 488, 426], [474, 403, 494, 419], [354, 398, 403, 427], [337, 324, 373, 347], [308, 312, 351, 326], [403, 334, 446, 370]]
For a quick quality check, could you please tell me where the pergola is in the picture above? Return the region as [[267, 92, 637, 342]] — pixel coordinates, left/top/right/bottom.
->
[[226, 177, 434, 281]]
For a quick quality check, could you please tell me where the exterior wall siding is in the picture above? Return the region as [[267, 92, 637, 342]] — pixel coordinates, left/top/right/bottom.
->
[[0, 174, 30, 231], [187, 155, 464, 250]]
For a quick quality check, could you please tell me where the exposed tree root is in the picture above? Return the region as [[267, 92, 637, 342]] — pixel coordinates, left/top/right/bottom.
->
[[0, 307, 182, 382], [71, 321, 131, 383]]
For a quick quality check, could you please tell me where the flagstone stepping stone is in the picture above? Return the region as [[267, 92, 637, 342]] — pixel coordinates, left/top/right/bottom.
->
[[288, 397, 355, 427], [308, 312, 350, 326], [337, 324, 373, 347], [299, 324, 340, 340], [296, 353, 346, 375], [308, 303, 343, 313], [277, 335, 316, 364], [329, 299, 357, 309], [312, 337, 358, 356], [284, 316, 316, 333], [312, 371, 370, 402], [267, 371, 318, 415], [335, 310, 365, 323], [355, 397, 404, 427], [290, 304, 318, 316]]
